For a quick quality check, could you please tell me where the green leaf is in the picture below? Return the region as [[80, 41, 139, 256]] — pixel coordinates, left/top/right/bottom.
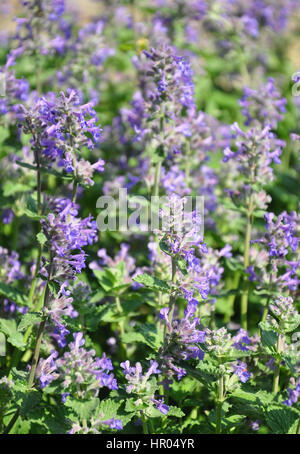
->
[[167, 406, 185, 418], [259, 321, 278, 354], [65, 398, 99, 420], [21, 208, 43, 221], [3, 182, 33, 197], [0, 319, 26, 350], [93, 268, 124, 292], [282, 314, 300, 333], [36, 232, 47, 245], [18, 389, 42, 418], [99, 399, 122, 420], [159, 239, 172, 256], [0, 383, 13, 414], [48, 280, 61, 297], [99, 398, 134, 428], [124, 398, 138, 414], [18, 312, 43, 332], [121, 323, 163, 349], [187, 361, 219, 385], [0, 282, 28, 307], [175, 257, 188, 276], [10, 368, 28, 388], [133, 273, 170, 293], [230, 387, 274, 419], [41, 406, 70, 434], [265, 405, 300, 434]]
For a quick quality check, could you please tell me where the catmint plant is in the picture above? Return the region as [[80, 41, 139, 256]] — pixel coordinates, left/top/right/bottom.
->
[[1, 0, 300, 436]]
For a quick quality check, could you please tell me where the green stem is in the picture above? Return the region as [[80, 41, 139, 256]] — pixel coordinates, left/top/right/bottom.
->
[[9, 148, 44, 373], [224, 272, 241, 323], [116, 295, 127, 361], [72, 180, 78, 203], [296, 416, 300, 435], [261, 274, 273, 323], [272, 333, 282, 394], [28, 130, 43, 309], [168, 258, 177, 323], [153, 159, 162, 198], [241, 208, 253, 330], [153, 105, 165, 198], [27, 254, 54, 389], [142, 414, 149, 434], [28, 244, 42, 308], [115, 296, 124, 337], [216, 375, 224, 434]]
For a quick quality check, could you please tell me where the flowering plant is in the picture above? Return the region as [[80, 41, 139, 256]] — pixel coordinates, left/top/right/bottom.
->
[[0, 0, 299, 436]]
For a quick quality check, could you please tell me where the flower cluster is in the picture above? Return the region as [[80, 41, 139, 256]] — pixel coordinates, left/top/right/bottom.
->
[[1, 0, 300, 437], [0, 52, 29, 122], [37, 332, 117, 399], [158, 304, 206, 381], [248, 211, 300, 293], [41, 200, 98, 281], [239, 78, 287, 128], [283, 378, 300, 407], [121, 360, 169, 415], [20, 90, 103, 186], [14, 0, 71, 56], [206, 327, 252, 383]]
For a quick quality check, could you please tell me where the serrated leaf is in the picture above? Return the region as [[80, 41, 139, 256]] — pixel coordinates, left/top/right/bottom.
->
[[93, 269, 119, 292], [122, 323, 163, 349], [48, 280, 61, 297], [0, 282, 28, 307], [99, 398, 122, 419], [265, 405, 300, 434], [186, 361, 219, 385], [0, 319, 26, 349], [42, 406, 70, 434], [18, 312, 43, 332], [133, 273, 170, 293], [230, 387, 274, 420], [99, 399, 134, 428], [18, 389, 42, 418], [282, 314, 300, 333], [259, 321, 278, 354], [22, 207, 43, 221], [65, 398, 99, 420]]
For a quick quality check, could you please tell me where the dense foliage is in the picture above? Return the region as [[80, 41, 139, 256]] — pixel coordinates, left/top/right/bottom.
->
[[0, 0, 300, 435]]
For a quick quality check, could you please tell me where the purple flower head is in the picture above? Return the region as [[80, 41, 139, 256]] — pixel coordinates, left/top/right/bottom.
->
[[101, 418, 123, 431], [20, 91, 103, 187], [232, 361, 251, 383], [232, 329, 252, 351], [239, 78, 286, 128], [151, 397, 170, 415], [41, 200, 98, 281], [14, 0, 70, 57], [283, 378, 300, 407], [158, 302, 205, 382], [36, 350, 59, 389]]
